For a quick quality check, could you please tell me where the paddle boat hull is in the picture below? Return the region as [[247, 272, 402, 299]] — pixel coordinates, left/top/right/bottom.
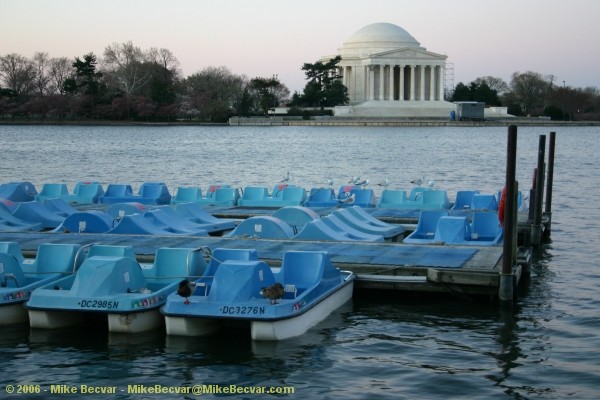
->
[[162, 249, 355, 341]]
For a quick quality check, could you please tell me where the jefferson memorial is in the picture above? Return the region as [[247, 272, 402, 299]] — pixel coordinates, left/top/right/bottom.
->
[[327, 22, 455, 117]]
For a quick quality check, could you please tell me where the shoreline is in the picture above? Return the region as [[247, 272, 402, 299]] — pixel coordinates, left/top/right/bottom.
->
[[1, 118, 599, 127]]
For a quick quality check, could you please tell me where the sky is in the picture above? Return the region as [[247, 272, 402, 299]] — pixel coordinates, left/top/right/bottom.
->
[[1, 0, 599, 93]]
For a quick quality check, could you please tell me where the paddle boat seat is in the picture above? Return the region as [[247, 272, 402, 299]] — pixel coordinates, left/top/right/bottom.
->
[[321, 214, 385, 241], [337, 186, 376, 208], [0, 182, 38, 202], [144, 248, 208, 283], [0, 241, 25, 264], [470, 212, 503, 245], [433, 216, 472, 244], [470, 194, 498, 211], [238, 186, 270, 207], [138, 182, 172, 205], [279, 251, 332, 294], [268, 186, 307, 207], [193, 248, 260, 296], [22, 243, 83, 278], [226, 216, 294, 239], [421, 190, 451, 210], [195, 185, 239, 206], [403, 210, 449, 244], [304, 188, 338, 208], [207, 260, 276, 302], [35, 183, 69, 202], [87, 244, 136, 260], [271, 206, 318, 233], [377, 190, 407, 208], [64, 182, 104, 204], [172, 187, 203, 204], [99, 184, 135, 204], [451, 190, 480, 210]]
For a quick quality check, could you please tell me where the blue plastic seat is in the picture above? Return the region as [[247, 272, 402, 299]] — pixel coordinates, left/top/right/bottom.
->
[[238, 186, 270, 207], [421, 190, 451, 209], [433, 216, 471, 244], [59, 210, 115, 233], [0, 241, 25, 264], [279, 251, 327, 291], [271, 206, 318, 233], [65, 182, 104, 204], [145, 248, 208, 282], [99, 184, 135, 204], [403, 210, 449, 243], [138, 182, 172, 205], [203, 248, 259, 277], [304, 188, 338, 207], [212, 187, 240, 206], [321, 214, 385, 241], [332, 208, 404, 239], [471, 212, 503, 244], [470, 194, 498, 211], [377, 190, 407, 208], [25, 243, 82, 277], [452, 190, 480, 210], [172, 187, 203, 204], [35, 183, 69, 202], [0, 182, 38, 202]]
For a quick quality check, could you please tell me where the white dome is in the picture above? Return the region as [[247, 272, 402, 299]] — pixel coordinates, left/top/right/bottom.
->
[[340, 22, 422, 57]]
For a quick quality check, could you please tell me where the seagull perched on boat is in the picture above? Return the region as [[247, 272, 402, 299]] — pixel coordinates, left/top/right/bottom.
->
[[280, 171, 290, 183], [354, 178, 369, 188], [410, 177, 425, 186], [348, 176, 360, 184], [261, 282, 285, 304], [177, 279, 194, 304], [339, 192, 355, 204], [326, 177, 334, 187], [428, 180, 435, 188], [377, 178, 390, 189]]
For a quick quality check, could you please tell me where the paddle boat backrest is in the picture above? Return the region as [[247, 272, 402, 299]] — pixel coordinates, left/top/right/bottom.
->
[[280, 251, 328, 292], [28, 243, 82, 276], [308, 187, 336, 202], [206, 184, 231, 198], [422, 190, 451, 209], [87, 245, 136, 260], [409, 187, 427, 201], [0, 252, 26, 288], [272, 184, 289, 199], [377, 190, 407, 207], [105, 184, 134, 197], [214, 187, 240, 205], [42, 198, 77, 217], [172, 187, 203, 204], [60, 210, 114, 233], [452, 190, 480, 210], [471, 212, 503, 240], [146, 248, 208, 282], [70, 182, 104, 203], [470, 194, 498, 211], [0, 241, 25, 264], [281, 186, 307, 203], [204, 248, 259, 277], [240, 187, 269, 201], [349, 188, 376, 207], [414, 210, 450, 238], [138, 182, 172, 204], [35, 183, 69, 201], [0, 182, 38, 202], [433, 216, 471, 244], [208, 260, 275, 302]]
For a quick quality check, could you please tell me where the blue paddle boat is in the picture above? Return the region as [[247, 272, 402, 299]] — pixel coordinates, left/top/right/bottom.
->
[[162, 248, 355, 341], [27, 245, 208, 333], [0, 242, 83, 325]]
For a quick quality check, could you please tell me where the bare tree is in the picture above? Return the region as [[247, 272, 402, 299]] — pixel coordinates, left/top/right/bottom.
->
[[48, 57, 72, 95], [473, 76, 509, 96], [0, 53, 36, 96], [148, 47, 181, 82], [509, 71, 553, 115], [32, 52, 52, 96], [103, 41, 151, 97]]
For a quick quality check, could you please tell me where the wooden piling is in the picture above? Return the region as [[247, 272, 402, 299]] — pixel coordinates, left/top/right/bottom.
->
[[544, 132, 556, 239], [531, 135, 546, 245], [500, 125, 517, 303]]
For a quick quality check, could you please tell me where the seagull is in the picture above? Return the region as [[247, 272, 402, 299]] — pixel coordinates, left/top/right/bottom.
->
[[326, 177, 334, 187], [377, 178, 390, 189], [177, 279, 194, 304], [354, 178, 369, 188], [348, 176, 360, 184], [410, 177, 425, 186], [261, 282, 285, 304], [427, 180, 435, 188], [339, 193, 356, 204], [280, 171, 290, 183]]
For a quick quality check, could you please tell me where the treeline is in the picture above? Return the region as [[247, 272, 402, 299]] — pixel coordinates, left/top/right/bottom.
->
[[2, 42, 599, 121], [449, 73, 600, 120], [0, 42, 290, 122]]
